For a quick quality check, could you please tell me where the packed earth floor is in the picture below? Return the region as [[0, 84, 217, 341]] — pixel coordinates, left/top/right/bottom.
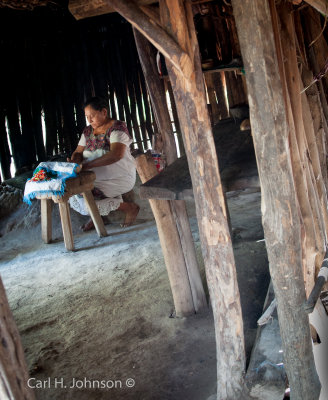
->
[[0, 187, 269, 400]]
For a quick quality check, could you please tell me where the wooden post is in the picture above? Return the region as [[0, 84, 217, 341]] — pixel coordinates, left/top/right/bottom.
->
[[0, 277, 35, 400], [133, 29, 177, 164], [41, 199, 53, 244], [158, 1, 246, 398], [136, 153, 196, 317], [82, 190, 107, 237], [58, 202, 74, 251], [134, 29, 207, 311], [232, 0, 321, 398]]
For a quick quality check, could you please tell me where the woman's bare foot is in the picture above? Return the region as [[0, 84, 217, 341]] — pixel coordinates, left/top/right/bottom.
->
[[118, 202, 140, 227], [81, 219, 95, 232]]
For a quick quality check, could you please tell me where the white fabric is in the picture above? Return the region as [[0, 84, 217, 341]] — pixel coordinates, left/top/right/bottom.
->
[[70, 127, 136, 216], [78, 129, 136, 197], [69, 194, 122, 216]]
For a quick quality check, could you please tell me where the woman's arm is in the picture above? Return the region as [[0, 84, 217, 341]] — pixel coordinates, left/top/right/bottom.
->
[[82, 142, 126, 170], [67, 145, 85, 163]]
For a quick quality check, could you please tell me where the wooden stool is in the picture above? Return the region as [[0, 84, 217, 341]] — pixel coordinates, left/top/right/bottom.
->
[[36, 171, 107, 251]]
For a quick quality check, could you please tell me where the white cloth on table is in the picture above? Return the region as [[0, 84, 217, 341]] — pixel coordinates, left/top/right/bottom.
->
[[23, 162, 79, 205]]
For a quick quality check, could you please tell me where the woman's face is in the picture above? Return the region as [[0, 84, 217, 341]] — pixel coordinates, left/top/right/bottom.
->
[[84, 105, 107, 129]]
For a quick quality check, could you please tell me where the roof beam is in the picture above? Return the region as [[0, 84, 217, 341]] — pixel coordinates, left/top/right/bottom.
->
[[102, 0, 193, 77], [68, 0, 157, 20]]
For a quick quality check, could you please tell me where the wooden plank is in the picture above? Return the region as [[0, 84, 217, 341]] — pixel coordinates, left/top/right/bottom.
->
[[136, 153, 196, 317], [69, 0, 157, 20], [58, 202, 74, 251], [232, 0, 321, 398], [139, 119, 259, 200], [0, 277, 35, 400], [41, 199, 52, 244], [82, 190, 108, 238]]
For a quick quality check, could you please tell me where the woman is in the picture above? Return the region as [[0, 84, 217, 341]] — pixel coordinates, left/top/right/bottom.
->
[[68, 97, 139, 230]]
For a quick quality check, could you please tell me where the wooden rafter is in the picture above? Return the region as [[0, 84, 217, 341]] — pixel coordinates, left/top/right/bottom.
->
[[68, 0, 157, 19], [102, 0, 193, 77]]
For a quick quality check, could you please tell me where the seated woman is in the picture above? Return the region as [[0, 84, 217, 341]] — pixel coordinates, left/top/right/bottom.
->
[[68, 96, 139, 230]]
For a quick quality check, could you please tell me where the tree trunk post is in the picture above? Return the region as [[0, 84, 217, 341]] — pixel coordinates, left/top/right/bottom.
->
[[232, 0, 321, 398]]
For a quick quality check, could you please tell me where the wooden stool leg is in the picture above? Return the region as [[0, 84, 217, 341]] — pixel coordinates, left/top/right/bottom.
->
[[58, 202, 74, 251], [41, 199, 53, 244], [82, 190, 107, 237]]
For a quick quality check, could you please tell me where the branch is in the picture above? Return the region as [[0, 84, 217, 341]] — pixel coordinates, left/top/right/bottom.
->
[[105, 0, 193, 76]]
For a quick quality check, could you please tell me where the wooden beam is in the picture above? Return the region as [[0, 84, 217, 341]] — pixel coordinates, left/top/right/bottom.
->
[[232, 0, 321, 399], [133, 29, 177, 164], [68, 0, 157, 19], [304, 0, 328, 16], [104, 0, 193, 78]]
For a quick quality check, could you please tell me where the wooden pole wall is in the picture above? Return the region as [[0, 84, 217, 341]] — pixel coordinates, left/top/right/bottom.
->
[[0, 9, 155, 177]]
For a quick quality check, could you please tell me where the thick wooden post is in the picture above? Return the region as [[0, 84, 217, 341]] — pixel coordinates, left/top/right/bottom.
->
[[232, 1, 321, 399], [136, 153, 196, 317], [98, 0, 245, 396], [0, 277, 35, 399], [158, 1, 246, 398], [133, 28, 207, 312]]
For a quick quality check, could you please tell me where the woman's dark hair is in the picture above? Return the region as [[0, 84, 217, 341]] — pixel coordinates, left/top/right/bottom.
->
[[84, 97, 109, 113]]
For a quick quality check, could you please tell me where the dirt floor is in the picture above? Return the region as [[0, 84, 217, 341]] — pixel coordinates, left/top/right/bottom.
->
[[0, 185, 269, 400]]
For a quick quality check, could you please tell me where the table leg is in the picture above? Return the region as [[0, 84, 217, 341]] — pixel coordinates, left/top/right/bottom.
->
[[58, 202, 74, 251], [41, 199, 53, 244], [82, 190, 107, 237]]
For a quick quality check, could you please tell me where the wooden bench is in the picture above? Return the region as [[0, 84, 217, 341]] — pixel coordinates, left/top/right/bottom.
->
[[36, 170, 107, 251]]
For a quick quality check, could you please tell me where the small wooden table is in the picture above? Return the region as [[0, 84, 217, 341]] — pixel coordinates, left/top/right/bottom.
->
[[36, 171, 107, 251]]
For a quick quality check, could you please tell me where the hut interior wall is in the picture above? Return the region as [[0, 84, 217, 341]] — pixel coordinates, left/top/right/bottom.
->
[[0, 6, 155, 179]]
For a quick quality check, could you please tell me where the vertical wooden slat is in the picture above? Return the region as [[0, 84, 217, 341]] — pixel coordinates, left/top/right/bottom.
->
[[0, 111, 11, 180]]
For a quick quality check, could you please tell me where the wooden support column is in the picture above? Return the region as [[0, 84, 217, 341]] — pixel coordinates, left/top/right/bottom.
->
[[232, 0, 321, 399], [158, 1, 246, 398], [136, 153, 197, 317], [0, 277, 35, 400], [134, 29, 207, 312]]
